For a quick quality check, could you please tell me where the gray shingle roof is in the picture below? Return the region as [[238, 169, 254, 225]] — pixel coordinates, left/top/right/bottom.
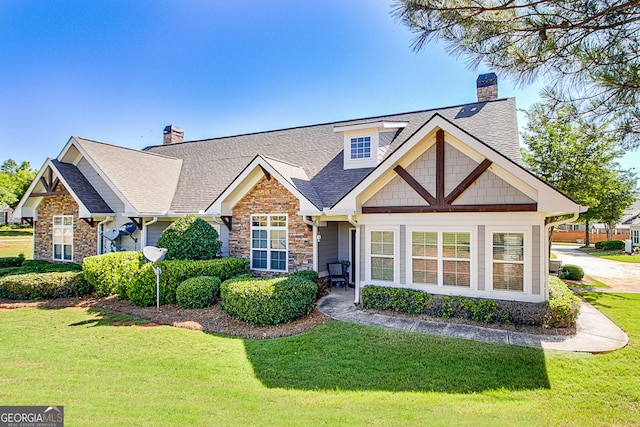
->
[[144, 97, 520, 213], [73, 137, 183, 214], [52, 160, 113, 214]]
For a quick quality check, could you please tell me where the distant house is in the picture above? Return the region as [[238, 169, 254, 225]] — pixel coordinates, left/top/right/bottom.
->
[[622, 200, 640, 247], [16, 74, 581, 303], [0, 204, 14, 226]]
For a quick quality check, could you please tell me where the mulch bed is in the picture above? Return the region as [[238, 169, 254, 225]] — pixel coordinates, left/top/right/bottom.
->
[[0, 296, 331, 339]]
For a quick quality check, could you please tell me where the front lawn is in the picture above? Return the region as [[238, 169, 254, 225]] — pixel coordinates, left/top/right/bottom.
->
[[578, 247, 640, 263], [1, 293, 639, 426], [0, 228, 33, 258]]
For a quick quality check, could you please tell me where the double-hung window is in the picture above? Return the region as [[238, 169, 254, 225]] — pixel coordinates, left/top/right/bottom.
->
[[411, 230, 471, 287], [492, 233, 524, 291], [370, 230, 395, 281], [632, 229, 640, 246], [53, 215, 73, 261], [251, 214, 287, 271]]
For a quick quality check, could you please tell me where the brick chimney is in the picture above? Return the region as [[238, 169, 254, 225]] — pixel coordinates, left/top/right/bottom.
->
[[163, 125, 184, 145], [476, 73, 498, 102]]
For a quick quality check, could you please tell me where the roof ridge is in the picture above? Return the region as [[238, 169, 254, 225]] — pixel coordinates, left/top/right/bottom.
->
[[143, 97, 514, 149], [74, 136, 180, 161]]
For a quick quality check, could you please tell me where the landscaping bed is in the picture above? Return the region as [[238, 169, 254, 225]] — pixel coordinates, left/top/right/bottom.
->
[[0, 295, 330, 339]]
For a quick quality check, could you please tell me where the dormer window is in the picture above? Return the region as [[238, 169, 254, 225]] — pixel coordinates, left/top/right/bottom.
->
[[350, 136, 371, 159], [334, 121, 408, 170]]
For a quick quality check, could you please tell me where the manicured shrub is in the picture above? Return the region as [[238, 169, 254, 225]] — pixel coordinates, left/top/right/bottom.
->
[[288, 270, 319, 283], [82, 251, 144, 298], [544, 276, 581, 328], [0, 271, 92, 300], [0, 260, 82, 278], [220, 274, 318, 325], [595, 240, 625, 250], [561, 264, 585, 281], [176, 276, 221, 309], [0, 255, 25, 269], [361, 286, 434, 314], [361, 284, 578, 327], [157, 214, 222, 260], [127, 257, 249, 307]]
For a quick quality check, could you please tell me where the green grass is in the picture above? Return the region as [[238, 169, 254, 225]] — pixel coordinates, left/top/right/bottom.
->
[[566, 275, 611, 289], [0, 228, 33, 237], [1, 294, 639, 426], [578, 247, 640, 263], [0, 229, 33, 258]]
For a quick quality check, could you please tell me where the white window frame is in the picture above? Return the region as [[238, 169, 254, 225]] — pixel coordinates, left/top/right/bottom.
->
[[632, 229, 640, 246], [349, 135, 372, 160], [486, 227, 531, 294], [407, 227, 476, 289], [343, 131, 379, 169], [52, 215, 73, 262], [366, 226, 399, 284], [250, 214, 288, 272]]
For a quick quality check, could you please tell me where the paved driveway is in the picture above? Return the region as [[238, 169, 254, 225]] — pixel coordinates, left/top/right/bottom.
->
[[552, 244, 640, 292]]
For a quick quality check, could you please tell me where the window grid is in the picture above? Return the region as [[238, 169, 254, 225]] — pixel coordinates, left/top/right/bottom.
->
[[411, 231, 471, 287], [350, 136, 371, 159], [371, 230, 394, 281], [632, 229, 640, 245], [251, 214, 287, 272], [492, 233, 524, 291], [52, 215, 73, 261]]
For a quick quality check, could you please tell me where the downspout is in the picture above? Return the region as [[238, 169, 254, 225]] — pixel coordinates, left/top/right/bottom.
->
[[142, 217, 158, 248], [543, 212, 579, 299], [301, 216, 318, 272], [347, 215, 360, 304], [97, 216, 113, 255]]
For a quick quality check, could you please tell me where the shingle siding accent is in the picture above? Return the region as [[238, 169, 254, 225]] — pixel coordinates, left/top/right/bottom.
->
[[229, 177, 313, 274], [34, 181, 97, 263], [443, 143, 479, 195], [453, 171, 535, 205]]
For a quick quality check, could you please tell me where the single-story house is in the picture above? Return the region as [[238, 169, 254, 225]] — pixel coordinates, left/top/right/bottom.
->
[[16, 74, 582, 303]]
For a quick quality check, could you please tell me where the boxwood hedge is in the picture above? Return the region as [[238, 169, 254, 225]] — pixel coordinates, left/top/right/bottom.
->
[[220, 274, 317, 325], [176, 276, 221, 309], [0, 271, 92, 300], [83, 251, 144, 298], [361, 278, 581, 328], [127, 257, 249, 307]]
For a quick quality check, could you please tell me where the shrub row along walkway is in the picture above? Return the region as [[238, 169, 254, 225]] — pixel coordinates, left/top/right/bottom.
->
[[317, 290, 628, 353], [552, 244, 640, 292]]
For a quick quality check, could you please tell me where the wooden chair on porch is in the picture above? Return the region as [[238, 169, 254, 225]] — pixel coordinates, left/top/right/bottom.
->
[[327, 262, 347, 292]]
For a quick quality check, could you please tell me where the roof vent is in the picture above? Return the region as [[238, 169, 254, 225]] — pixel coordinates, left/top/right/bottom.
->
[[476, 73, 498, 102], [163, 125, 184, 145]]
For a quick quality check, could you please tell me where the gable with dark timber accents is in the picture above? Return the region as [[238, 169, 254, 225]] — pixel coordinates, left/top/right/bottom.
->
[[32, 168, 68, 197], [362, 130, 537, 214]]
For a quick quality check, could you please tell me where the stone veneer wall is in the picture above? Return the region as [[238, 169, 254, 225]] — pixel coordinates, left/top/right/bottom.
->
[[34, 181, 97, 263], [229, 177, 313, 275]]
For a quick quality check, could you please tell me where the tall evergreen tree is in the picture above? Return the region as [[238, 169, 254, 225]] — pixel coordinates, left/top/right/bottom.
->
[[394, 0, 640, 147]]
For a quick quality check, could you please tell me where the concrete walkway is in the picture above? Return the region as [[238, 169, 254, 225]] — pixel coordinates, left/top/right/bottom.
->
[[552, 244, 640, 292], [317, 290, 628, 353]]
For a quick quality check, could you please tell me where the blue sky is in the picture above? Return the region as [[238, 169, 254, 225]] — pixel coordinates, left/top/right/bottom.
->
[[1, 0, 637, 174]]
